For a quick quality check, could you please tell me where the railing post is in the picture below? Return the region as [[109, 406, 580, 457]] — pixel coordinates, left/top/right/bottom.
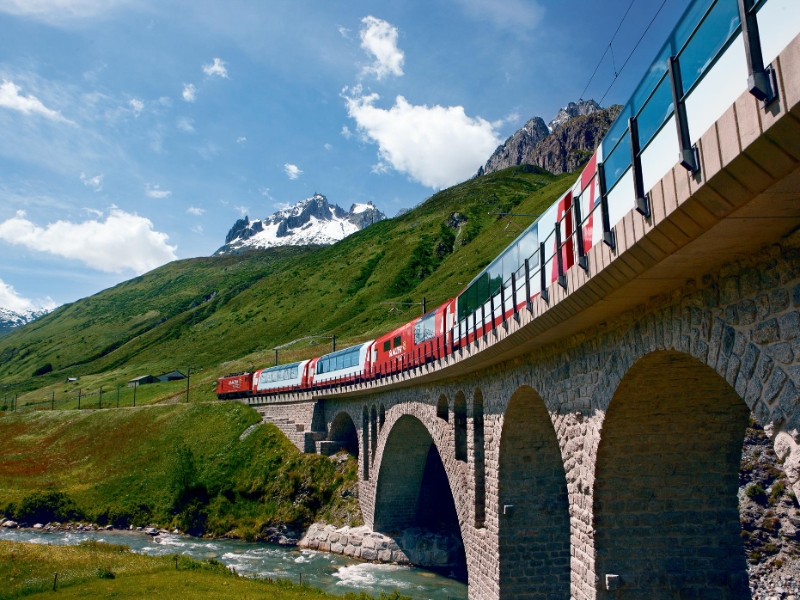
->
[[667, 56, 699, 173], [524, 258, 532, 311], [554, 220, 567, 289], [481, 301, 486, 337], [629, 116, 651, 217], [738, 0, 775, 103], [490, 290, 496, 330], [511, 272, 518, 314], [572, 193, 588, 271], [539, 242, 549, 303], [500, 280, 507, 322], [597, 162, 616, 249]]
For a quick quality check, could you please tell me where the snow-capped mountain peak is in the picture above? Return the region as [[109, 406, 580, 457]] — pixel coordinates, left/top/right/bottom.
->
[[0, 307, 51, 335], [216, 194, 386, 255]]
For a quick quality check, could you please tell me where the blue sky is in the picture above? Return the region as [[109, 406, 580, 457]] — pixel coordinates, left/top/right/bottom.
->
[[0, 0, 691, 311]]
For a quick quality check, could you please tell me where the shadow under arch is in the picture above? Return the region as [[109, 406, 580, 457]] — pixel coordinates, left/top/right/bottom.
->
[[498, 385, 570, 599], [594, 350, 749, 599], [373, 414, 467, 580], [328, 411, 358, 457]]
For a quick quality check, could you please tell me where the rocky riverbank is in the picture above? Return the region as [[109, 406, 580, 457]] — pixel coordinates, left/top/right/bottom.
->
[[298, 523, 464, 572]]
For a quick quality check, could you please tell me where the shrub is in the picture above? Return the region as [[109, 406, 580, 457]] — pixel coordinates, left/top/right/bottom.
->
[[14, 491, 80, 524], [32, 363, 53, 377], [96, 565, 115, 579], [746, 483, 767, 504]]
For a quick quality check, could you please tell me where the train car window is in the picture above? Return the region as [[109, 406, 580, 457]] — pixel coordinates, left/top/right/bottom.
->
[[414, 313, 436, 345], [518, 228, 538, 267], [476, 273, 489, 306], [292, 367, 298, 378], [393, 335, 402, 348], [383, 340, 391, 352], [502, 245, 519, 280]]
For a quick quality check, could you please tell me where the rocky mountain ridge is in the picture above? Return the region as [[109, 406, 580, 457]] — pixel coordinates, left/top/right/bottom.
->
[[477, 99, 615, 177], [216, 194, 385, 255]]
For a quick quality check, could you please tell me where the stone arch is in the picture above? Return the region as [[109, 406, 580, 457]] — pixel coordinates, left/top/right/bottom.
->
[[454, 391, 467, 462], [593, 350, 749, 598], [498, 385, 570, 599], [437, 394, 449, 421], [473, 388, 485, 529], [361, 406, 369, 480], [372, 413, 466, 577], [328, 411, 359, 457], [370, 405, 378, 464]]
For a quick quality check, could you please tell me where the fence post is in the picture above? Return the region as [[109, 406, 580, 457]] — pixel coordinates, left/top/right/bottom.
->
[[133, 384, 136, 407], [78, 389, 81, 410], [99, 386, 103, 409], [116, 385, 120, 408], [51, 391, 54, 410]]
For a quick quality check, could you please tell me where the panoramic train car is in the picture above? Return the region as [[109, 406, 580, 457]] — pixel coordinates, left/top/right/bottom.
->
[[452, 153, 600, 345], [215, 372, 253, 399], [371, 300, 454, 377], [252, 360, 312, 395], [309, 342, 375, 387]]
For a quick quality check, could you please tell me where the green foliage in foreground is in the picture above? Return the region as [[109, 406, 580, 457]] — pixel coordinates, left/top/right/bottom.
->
[[0, 166, 575, 405], [0, 539, 412, 600], [0, 403, 360, 538]]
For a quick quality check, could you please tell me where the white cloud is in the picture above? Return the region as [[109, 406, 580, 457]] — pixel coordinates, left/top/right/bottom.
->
[[283, 163, 302, 180], [187, 206, 204, 215], [258, 186, 270, 197], [145, 183, 171, 198], [202, 58, 229, 78], [234, 205, 248, 216], [0, 278, 55, 313], [80, 172, 103, 191], [324, 143, 332, 151], [341, 125, 353, 140], [0, 208, 177, 275], [236, 136, 246, 144], [0, 79, 72, 123], [338, 25, 350, 38], [0, 0, 127, 22], [158, 96, 172, 107], [176, 117, 194, 133], [454, 0, 543, 34], [182, 83, 196, 102], [343, 87, 501, 189], [129, 98, 143, 117], [190, 224, 203, 234], [83, 207, 103, 217], [359, 16, 404, 80]]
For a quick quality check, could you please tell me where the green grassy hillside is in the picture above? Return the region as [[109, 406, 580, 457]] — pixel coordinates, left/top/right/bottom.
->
[[0, 165, 574, 405], [0, 403, 359, 538]]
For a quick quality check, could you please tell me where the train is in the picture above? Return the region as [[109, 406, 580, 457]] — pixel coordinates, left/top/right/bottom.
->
[[216, 153, 604, 400]]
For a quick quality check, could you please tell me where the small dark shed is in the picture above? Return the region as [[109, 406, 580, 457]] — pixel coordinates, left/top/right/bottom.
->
[[156, 370, 186, 383], [128, 375, 156, 388]]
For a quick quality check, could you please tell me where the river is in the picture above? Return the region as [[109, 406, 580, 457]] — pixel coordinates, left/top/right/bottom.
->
[[0, 527, 468, 599]]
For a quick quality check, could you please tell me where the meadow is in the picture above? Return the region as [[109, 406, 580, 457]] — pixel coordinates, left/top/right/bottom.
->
[[0, 539, 409, 600]]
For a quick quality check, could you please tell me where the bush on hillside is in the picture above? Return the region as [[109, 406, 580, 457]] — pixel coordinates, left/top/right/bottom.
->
[[13, 490, 81, 524], [32, 363, 53, 377]]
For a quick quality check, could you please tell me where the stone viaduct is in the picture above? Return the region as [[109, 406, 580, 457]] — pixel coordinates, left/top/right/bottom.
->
[[243, 23, 800, 600]]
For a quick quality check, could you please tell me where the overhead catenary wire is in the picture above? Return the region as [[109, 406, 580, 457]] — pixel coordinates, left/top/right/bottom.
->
[[578, 0, 638, 102], [598, 0, 671, 105]]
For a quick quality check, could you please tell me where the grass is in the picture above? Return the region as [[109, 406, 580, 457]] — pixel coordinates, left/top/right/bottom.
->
[[0, 166, 575, 403], [0, 539, 410, 600], [0, 403, 360, 538]]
